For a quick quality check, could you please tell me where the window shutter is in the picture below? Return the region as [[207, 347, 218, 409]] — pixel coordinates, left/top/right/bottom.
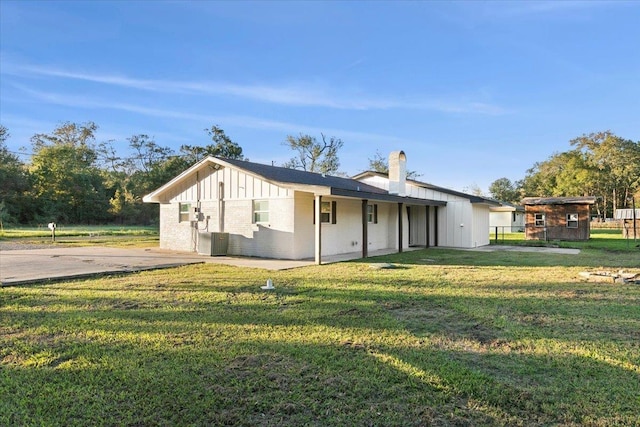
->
[[374, 204, 378, 224], [331, 201, 337, 224], [312, 200, 315, 224]]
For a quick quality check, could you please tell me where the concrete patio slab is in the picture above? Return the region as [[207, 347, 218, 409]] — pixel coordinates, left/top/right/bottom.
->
[[0, 246, 316, 286]]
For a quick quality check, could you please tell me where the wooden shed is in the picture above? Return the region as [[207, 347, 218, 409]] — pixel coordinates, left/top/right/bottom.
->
[[522, 197, 597, 241], [614, 209, 640, 239]]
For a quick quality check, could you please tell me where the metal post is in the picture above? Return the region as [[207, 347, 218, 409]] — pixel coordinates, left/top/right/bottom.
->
[[633, 197, 637, 243]]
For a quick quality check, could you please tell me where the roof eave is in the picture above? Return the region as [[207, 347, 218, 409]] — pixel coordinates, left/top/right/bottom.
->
[[331, 188, 446, 206]]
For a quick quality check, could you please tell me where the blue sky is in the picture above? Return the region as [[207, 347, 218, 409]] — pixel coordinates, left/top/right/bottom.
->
[[1, 1, 639, 192]]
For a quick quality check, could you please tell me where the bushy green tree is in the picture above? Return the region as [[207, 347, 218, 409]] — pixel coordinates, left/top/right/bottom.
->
[[488, 177, 521, 204], [28, 122, 110, 223], [0, 125, 30, 224]]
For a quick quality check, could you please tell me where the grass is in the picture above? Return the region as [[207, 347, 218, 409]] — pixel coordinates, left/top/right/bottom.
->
[[1, 243, 639, 426], [491, 228, 639, 251], [0, 225, 159, 248]]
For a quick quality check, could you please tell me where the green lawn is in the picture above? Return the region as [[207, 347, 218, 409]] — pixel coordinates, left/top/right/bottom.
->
[[0, 225, 159, 248], [491, 228, 638, 251], [1, 242, 639, 425]]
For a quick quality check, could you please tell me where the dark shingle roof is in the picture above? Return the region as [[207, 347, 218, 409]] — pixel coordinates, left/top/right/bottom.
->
[[352, 170, 500, 205], [221, 158, 387, 194]]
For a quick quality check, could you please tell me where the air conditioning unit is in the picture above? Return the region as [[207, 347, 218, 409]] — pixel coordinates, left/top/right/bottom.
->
[[198, 232, 229, 256]]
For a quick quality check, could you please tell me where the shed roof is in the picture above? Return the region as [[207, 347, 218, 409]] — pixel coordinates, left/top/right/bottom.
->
[[522, 196, 597, 206], [614, 209, 640, 220]]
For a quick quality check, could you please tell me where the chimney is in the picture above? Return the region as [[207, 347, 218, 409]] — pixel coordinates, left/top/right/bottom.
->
[[388, 151, 406, 196]]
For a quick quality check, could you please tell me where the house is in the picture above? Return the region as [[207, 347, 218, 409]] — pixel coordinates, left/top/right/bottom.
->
[[489, 202, 525, 233], [522, 197, 597, 241], [143, 151, 499, 263]]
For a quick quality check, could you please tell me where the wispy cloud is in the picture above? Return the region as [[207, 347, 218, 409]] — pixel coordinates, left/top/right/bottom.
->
[[10, 84, 417, 146], [6, 63, 509, 115]]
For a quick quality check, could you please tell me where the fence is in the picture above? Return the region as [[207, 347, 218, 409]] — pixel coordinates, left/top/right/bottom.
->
[[490, 226, 524, 243], [590, 221, 623, 229]]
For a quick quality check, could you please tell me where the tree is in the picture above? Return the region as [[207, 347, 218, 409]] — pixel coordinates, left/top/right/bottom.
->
[[179, 126, 244, 164], [28, 122, 110, 223], [0, 125, 29, 224], [519, 131, 640, 219], [367, 150, 422, 180], [489, 177, 521, 204], [200, 125, 245, 160], [462, 184, 485, 197], [126, 134, 174, 174], [283, 133, 343, 175]]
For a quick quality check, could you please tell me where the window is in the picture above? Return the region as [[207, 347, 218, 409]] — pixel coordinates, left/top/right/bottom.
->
[[320, 201, 332, 223], [566, 213, 578, 228], [179, 203, 191, 223], [313, 200, 337, 224], [534, 213, 545, 227], [367, 204, 378, 223], [253, 200, 269, 223]]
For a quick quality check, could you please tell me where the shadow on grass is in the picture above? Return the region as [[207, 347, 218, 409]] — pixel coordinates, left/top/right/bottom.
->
[[3, 323, 638, 426], [3, 261, 639, 425]]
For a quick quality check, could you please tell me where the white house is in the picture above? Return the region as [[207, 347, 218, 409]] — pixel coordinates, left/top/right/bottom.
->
[[489, 202, 525, 233], [143, 152, 499, 263]]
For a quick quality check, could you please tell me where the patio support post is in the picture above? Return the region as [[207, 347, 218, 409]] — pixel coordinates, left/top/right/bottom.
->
[[398, 202, 403, 253], [425, 205, 430, 248], [315, 195, 322, 265], [434, 206, 438, 247], [362, 199, 368, 258]]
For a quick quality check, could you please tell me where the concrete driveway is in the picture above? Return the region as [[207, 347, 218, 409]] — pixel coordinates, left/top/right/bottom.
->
[[0, 246, 314, 286]]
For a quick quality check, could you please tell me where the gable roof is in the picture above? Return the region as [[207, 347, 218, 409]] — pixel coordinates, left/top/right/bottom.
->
[[522, 196, 597, 206], [352, 171, 500, 206], [144, 157, 445, 206]]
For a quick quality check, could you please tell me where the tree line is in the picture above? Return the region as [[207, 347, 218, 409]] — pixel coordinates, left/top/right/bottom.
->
[[1, 122, 638, 226], [0, 122, 348, 226], [488, 131, 640, 219], [0, 122, 249, 225]]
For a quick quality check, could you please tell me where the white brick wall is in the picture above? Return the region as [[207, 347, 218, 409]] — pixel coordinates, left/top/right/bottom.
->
[[159, 203, 197, 252]]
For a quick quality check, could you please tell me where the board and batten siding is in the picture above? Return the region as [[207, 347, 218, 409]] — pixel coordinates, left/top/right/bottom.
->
[[159, 165, 296, 256], [166, 166, 292, 203]]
